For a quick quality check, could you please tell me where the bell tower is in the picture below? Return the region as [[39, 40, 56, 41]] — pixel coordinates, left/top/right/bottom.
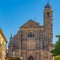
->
[[44, 3, 53, 47]]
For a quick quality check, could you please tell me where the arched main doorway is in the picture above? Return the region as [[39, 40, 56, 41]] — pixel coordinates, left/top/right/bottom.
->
[[28, 56, 34, 60]]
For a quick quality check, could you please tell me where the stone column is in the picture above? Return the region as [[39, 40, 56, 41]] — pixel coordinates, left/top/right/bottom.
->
[[36, 52, 40, 60]]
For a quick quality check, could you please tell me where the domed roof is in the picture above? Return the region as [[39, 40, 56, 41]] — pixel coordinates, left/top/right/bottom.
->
[[45, 3, 51, 8]]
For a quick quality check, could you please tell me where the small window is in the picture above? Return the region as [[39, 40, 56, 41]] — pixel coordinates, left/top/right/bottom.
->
[[47, 12, 50, 18], [28, 32, 34, 38]]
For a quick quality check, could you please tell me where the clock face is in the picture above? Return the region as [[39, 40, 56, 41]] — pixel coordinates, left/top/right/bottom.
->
[[27, 40, 36, 49]]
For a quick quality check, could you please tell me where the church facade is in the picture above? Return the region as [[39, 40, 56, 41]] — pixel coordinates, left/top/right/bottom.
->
[[7, 3, 53, 60]]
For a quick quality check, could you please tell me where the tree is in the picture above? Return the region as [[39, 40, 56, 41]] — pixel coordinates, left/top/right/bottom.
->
[[51, 35, 60, 56]]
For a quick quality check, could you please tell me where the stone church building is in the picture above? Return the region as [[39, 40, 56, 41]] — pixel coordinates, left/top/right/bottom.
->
[[7, 3, 53, 60]]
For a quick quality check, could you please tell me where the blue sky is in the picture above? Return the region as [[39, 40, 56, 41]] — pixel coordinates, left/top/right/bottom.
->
[[0, 0, 60, 46]]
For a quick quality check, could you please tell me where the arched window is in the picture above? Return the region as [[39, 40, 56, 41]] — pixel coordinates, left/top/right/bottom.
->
[[47, 12, 50, 18], [28, 32, 34, 38]]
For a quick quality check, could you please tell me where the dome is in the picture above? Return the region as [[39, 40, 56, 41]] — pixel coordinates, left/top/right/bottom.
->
[[45, 3, 51, 8]]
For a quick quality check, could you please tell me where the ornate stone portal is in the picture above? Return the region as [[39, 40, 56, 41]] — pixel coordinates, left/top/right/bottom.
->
[[7, 3, 53, 60], [28, 56, 34, 60]]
